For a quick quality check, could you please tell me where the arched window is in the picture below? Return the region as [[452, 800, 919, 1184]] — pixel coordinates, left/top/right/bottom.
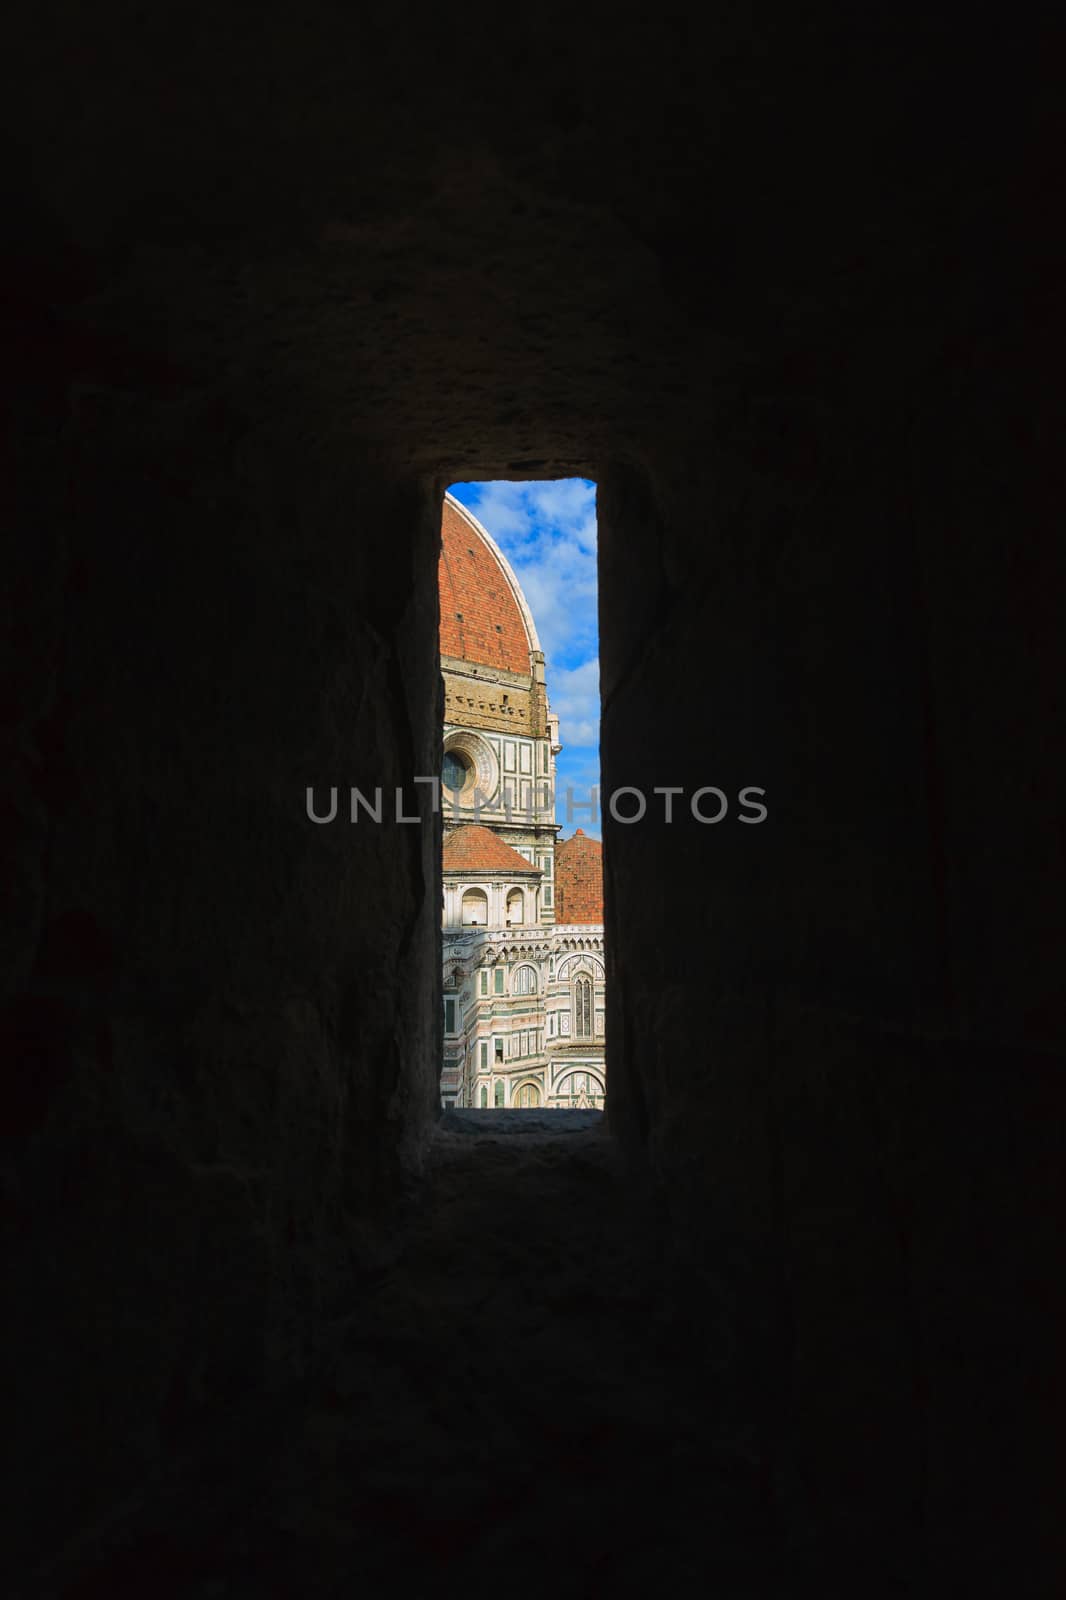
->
[[442, 748, 473, 795], [560, 1072, 602, 1108], [462, 888, 488, 926], [512, 964, 538, 996], [506, 887, 525, 926], [574, 975, 593, 1039], [515, 1082, 540, 1108]]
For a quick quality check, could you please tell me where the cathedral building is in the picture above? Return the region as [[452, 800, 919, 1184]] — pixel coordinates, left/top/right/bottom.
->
[[438, 493, 606, 1110]]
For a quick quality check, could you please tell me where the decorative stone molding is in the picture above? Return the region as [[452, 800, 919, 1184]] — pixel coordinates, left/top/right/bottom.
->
[[442, 728, 500, 805]]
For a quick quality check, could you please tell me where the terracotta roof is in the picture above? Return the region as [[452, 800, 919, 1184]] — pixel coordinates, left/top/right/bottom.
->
[[554, 829, 604, 922], [442, 825, 542, 876], [439, 496, 533, 675]]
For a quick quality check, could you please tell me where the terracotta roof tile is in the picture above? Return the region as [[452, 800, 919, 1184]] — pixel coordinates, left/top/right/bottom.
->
[[554, 829, 603, 922], [439, 497, 533, 675], [442, 825, 542, 876]]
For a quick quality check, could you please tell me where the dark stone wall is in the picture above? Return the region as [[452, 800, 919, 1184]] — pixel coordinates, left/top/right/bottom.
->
[[2, 1, 1061, 1583], [4, 389, 443, 1553], [597, 311, 1064, 1572]]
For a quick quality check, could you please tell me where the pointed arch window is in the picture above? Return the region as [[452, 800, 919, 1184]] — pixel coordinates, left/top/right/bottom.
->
[[574, 975, 593, 1040]]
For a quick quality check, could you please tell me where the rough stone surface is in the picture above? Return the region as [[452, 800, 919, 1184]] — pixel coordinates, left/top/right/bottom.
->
[[12, 1117, 788, 1597], [3, 5, 1063, 1593]]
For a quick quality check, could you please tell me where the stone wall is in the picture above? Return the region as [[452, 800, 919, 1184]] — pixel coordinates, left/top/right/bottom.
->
[[441, 660, 536, 737], [597, 332, 1064, 1566], [4, 393, 444, 1562]]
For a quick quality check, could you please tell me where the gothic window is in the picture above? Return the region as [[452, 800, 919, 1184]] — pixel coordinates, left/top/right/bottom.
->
[[479, 1085, 488, 1108], [494, 1081, 504, 1107], [516, 1082, 540, 1108], [513, 964, 537, 996], [574, 976, 593, 1039]]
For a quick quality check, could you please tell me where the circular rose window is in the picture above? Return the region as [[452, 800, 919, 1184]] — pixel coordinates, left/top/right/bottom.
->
[[442, 732, 499, 806], [442, 749, 472, 794]]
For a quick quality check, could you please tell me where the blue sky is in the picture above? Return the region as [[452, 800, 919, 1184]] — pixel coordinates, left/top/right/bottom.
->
[[448, 479, 601, 839]]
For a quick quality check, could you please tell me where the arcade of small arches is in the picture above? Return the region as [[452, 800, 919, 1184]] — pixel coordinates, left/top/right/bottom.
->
[[470, 1065, 607, 1110], [455, 884, 536, 928]]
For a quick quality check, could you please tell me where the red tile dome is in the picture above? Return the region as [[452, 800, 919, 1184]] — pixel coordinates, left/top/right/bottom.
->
[[438, 495, 537, 675], [554, 831, 604, 923], [442, 825, 542, 876]]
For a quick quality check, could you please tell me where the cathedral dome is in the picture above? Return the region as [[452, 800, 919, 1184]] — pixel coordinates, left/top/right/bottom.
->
[[439, 494, 541, 675], [554, 830, 604, 923]]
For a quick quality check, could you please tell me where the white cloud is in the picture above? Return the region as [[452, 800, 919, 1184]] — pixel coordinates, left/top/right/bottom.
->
[[550, 657, 600, 752]]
